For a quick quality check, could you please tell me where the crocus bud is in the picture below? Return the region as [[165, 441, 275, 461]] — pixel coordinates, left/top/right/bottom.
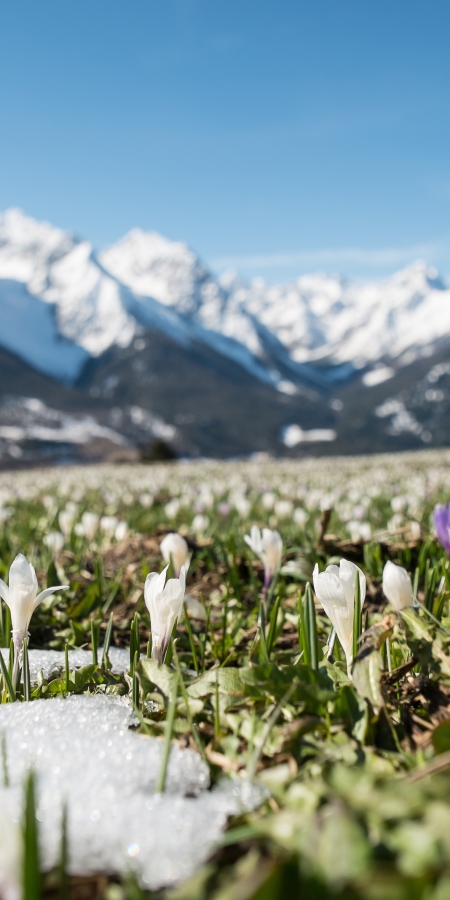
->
[[114, 520, 128, 542], [244, 525, 283, 590], [100, 515, 118, 538], [0, 554, 68, 687], [160, 533, 190, 577], [43, 531, 64, 554], [81, 511, 99, 541], [59, 509, 76, 537], [434, 504, 450, 555], [144, 565, 186, 664], [313, 558, 366, 675], [382, 560, 413, 611]]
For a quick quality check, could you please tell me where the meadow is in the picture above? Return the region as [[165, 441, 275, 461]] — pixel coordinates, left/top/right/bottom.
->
[[2, 448, 450, 899]]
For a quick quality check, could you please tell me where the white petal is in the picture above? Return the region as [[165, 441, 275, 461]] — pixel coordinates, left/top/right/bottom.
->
[[382, 561, 413, 611], [160, 533, 189, 575], [339, 558, 366, 615], [178, 565, 186, 596], [0, 578, 9, 605], [33, 585, 69, 611], [144, 572, 161, 611], [9, 554, 37, 591], [313, 569, 345, 634], [243, 534, 254, 551]]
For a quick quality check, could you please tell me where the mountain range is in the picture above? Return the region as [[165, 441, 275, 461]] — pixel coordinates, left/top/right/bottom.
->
[[1, 207, 450, 466]]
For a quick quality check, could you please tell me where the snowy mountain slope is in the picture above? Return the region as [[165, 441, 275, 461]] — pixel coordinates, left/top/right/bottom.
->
[[2, 208, 450, 463], [0, 211, 279, 387], [0, 278, 88, 381], [214, 262, 450, 371], [101, 226, 450, 380], [99, 228, 276, 380], [2, 209, 450, 397], [0, 209, 136, 375]]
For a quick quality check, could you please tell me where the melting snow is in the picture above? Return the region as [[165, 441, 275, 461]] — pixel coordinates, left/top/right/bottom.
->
[[0, 647, 130, 680], [0, 695, 262, 889]]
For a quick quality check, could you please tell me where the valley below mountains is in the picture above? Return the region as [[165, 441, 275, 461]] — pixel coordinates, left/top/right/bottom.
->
[[1, 208, 450, 467]]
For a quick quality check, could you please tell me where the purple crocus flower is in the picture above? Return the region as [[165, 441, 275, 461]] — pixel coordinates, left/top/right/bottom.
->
[[434, 504, 450, 555]]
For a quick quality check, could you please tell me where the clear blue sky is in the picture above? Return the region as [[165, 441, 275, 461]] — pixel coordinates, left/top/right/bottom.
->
[[1, 0, 450, 283]]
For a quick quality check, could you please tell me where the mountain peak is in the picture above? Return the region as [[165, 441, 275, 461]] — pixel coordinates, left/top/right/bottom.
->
[[1, 208, 450, 394], [100, 227, 214, 313]]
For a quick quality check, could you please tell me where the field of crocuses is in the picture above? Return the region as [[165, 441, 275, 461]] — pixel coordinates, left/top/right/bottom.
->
[[3, 448, 450, 899]]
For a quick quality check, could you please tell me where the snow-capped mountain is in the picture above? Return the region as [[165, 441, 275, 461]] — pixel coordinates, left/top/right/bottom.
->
[[101, 225, 450, 378], [2, 208, 450, 389], [1, 207, 450, 464]]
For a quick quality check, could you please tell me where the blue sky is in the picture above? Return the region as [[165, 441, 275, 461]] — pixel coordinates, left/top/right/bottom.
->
[[1, 0, 450, 283]]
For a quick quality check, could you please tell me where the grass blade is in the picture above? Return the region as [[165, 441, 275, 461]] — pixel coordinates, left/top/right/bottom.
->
[[90, 619, 98, 667], [102, 612, 114, 669], [184, 606, 199, 674], [258, 601, 269, 663], [58, 804, 68, 900], [172, 644, 208, 764], [22, 770, 41, 900], [0, 647, 16, 702], [23, 637, 31, 702], [352, 571, 362, 661], [64, 643, 70, 694], [247, 683, 296, 780], [298, 590, 309, 665], [305, 583, 318, 670], [156, 670, 180, 793], [267, 590, 282, 657]]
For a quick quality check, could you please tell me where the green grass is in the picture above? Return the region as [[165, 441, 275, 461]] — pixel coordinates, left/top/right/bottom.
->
[[2, 453, 450, 899]]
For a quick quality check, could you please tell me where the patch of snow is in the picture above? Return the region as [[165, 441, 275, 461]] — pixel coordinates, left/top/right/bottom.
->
[[128, 406, 177, 442], [0, 398, 127, 446], [0, 647, 129, 679], [0, 279, 87, 381], [362, 366, 395, 387], [0, 696, 262, 890], [282, 425, 337, 447], [276, 380, 298, 395], [375, 398, 427, 440]]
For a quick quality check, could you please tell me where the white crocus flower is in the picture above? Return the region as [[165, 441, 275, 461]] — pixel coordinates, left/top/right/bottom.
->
[[160, 533, 191, 578], [382, 560, 413, 611], [191, 514, 209, 533], [144, 565, 186, 664], [114, 520, 128, 542], [58, 509, 76, 537], [244, 525, 283, 590], [313, 558, 366, 675], [81, 511, 99, 541], [0, 554, 68, 687], [43, 531, 64, 554], [100, 515, 119, 539]]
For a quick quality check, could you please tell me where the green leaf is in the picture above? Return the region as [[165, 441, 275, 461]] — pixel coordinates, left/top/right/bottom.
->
[[74, 664, 97, 691], [137, 657, 177, 699], [187, 667, 244, 700], [352, 649, 385, 713], [241, 663, 335, 711], [432, 718, 450, 754]]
